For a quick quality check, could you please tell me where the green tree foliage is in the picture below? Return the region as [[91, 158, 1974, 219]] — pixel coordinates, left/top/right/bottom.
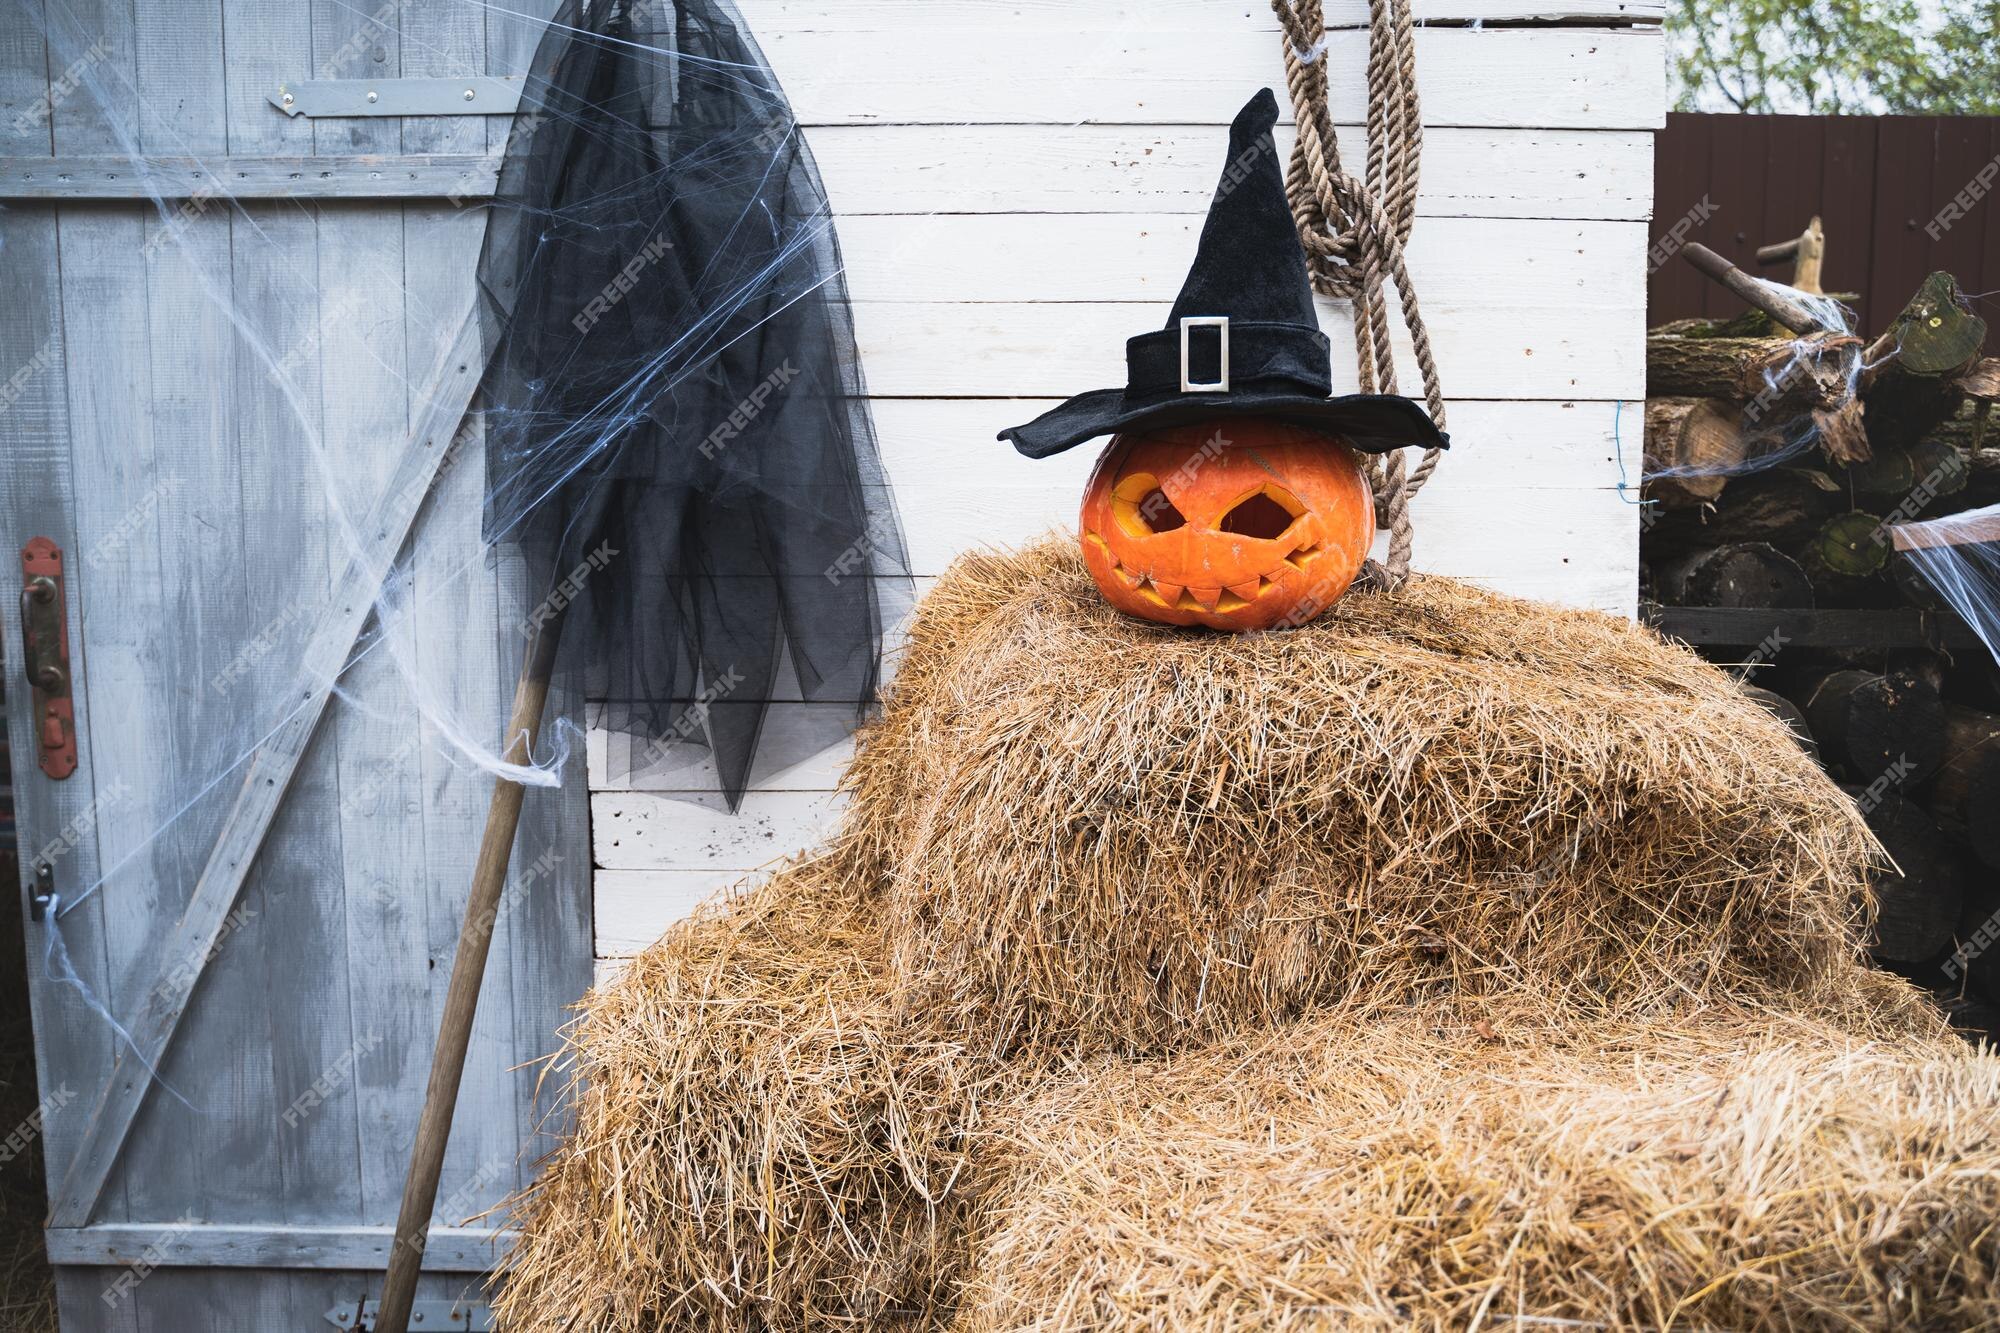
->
[[1670, 0, 2000, 114]]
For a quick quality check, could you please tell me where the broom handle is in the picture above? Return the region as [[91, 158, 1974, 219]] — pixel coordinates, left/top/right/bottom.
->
[[376, 607, 566, 1333]]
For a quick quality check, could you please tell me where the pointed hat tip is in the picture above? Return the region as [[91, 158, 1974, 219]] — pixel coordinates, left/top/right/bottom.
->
[[1235, 88, 1280, 135]]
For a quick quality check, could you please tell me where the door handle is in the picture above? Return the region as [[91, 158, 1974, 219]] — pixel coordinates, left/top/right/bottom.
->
[[19, 539, 76, 779]]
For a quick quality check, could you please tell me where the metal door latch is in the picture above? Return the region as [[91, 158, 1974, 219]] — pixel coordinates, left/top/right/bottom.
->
[[19, 538, 76, 780], [28, 860, 53, 922], [324, 1298, 492, 1330]]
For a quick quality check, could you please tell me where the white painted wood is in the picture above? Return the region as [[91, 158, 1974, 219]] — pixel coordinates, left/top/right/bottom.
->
[[593, 871, 741, 957], [877, 398, 1638, 499], [829, 214, 1648, 402], [831, 398, 1646, 578], [836, 214, 1644, 306], [754, 27, 1665, 129], [812, 124, 1653, 220], [852, 297, 1639, 402], [588, 726, 855, 792], [593, 790, 847, 871]]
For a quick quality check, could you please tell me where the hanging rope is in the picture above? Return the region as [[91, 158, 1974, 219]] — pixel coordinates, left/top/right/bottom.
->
[[1273, 0, 1446, 589]]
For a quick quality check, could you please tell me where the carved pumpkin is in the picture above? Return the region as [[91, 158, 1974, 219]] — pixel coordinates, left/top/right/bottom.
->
[[1079, 418, 1374, 631]]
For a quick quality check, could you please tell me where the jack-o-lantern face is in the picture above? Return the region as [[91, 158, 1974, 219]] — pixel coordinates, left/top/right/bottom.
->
[[1079, 418, 1375, 631]]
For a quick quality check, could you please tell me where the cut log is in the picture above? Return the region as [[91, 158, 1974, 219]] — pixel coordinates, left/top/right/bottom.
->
[[1642, 468, 1840, 555], [1859, 272, 1985, 451], [1865, 271, 1988, 379], [1888, 548, 1956, 615], [1657, 542, 1813, 609], [1845, 789, 1964, 965], [1939, 992, 2000, 1040], [1959, 358, 2000, 400], [1647, 333, 1856, 409], [1649, 336, 1797, 398], [1838, 439, 1968, 503], [1811, 396, 1870, 465], [1642, 397, 1745, 508], [1739, 683, 1818, 761], [1930, 705, 2000, 871], [1801, 511, 1891, 582], [1952, 445, 2000, 514], [1805, 666, 1945, 784], [1863, 371, 1967, 454], [1649, 300, 1859, 342], [1945, 885, 2000, 1005]]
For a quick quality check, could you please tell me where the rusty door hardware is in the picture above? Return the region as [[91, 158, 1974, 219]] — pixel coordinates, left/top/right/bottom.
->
[[20, 539, 77, 779]]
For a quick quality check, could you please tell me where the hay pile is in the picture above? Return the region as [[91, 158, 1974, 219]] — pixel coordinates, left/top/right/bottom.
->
[[959, 992, 2000, 1331], [849, 541, 1877, 1053], [496, 538, 2000, 1330], [493, 853, 1001, 1331]]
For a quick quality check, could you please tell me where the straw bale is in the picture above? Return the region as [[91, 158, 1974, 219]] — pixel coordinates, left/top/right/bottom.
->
[[493, 853, 996, 1331], [957, 989, 2000, 1331], [847, 539, 1880, 1055]]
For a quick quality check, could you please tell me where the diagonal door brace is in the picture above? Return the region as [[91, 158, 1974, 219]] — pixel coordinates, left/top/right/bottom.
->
[[50, 307, 484, 1227]]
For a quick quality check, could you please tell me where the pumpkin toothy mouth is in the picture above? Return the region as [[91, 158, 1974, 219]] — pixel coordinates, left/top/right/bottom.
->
[[1086, 532, 1325, 613]]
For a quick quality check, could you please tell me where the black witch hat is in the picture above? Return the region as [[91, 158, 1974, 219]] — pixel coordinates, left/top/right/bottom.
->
[[999, 89, 1447, 459]]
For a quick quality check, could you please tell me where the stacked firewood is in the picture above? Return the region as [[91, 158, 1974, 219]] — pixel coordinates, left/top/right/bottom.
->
[[1640, 241, 2000, 1040]]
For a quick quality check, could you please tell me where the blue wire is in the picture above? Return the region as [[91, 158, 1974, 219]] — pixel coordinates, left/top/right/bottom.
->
[[1611, 400, 1655, 518]]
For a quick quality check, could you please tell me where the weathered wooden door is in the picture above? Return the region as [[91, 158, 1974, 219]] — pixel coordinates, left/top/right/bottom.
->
[[0, 0, 590, 1326]]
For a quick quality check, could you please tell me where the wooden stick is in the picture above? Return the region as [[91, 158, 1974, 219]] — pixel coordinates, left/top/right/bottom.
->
[[1681, 242, 1833, 335], [375, 609, 566, 1333], [1754, 216, 1825, 294]]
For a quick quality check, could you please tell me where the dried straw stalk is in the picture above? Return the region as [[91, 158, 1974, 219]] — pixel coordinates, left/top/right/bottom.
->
[[849, 540, 1881, 1055], [959, 990, 1999, 1331], [494, 539, 1999, 1331], [493, 854, 1007, 1331]]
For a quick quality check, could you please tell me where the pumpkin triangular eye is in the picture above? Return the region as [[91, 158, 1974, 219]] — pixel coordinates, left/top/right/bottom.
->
[[1136, 488, 1186, 533], [1221, 489, 1300, 539], [1110, 472, 1188, 536]]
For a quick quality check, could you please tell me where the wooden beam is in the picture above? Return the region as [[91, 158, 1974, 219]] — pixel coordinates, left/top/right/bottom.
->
[[44, 1223, 505, 1272], [1681, 242, 1832, 335], [48, 307, 484, 1228], [1754, 216, 1824, 294], [0, 155, 499, 201], [1891, 504, 2000, 552]]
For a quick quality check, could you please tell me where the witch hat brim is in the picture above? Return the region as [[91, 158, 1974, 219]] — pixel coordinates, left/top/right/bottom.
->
[[999, 90, 1447, 460]]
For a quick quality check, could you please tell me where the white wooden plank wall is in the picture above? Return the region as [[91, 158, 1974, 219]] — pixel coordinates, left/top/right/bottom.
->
[[580, 1, 1667, 967]]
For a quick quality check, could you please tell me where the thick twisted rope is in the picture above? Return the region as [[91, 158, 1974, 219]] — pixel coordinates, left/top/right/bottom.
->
[[1274, 0, 1445, 589]]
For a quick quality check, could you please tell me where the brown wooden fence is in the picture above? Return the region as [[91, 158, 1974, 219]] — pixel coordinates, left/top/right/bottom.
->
[[1651, 112, 2000, 338]]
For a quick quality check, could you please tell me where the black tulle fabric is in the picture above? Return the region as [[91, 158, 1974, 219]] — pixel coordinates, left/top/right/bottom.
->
[[477, 0, 911, 810]]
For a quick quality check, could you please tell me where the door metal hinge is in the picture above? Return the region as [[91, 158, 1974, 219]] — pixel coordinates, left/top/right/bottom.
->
[[324, 1297, 492, 1331], [20, 538, 76, 780], [272, 78, 522, 119]]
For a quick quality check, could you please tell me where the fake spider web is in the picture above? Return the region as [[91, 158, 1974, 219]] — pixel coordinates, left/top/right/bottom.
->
[[480, 0, 912, 807], [11, 0, 911, 1084]]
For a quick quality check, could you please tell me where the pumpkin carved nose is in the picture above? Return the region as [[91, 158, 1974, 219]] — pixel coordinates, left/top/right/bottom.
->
[[1220, 489, 1300, 540]]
